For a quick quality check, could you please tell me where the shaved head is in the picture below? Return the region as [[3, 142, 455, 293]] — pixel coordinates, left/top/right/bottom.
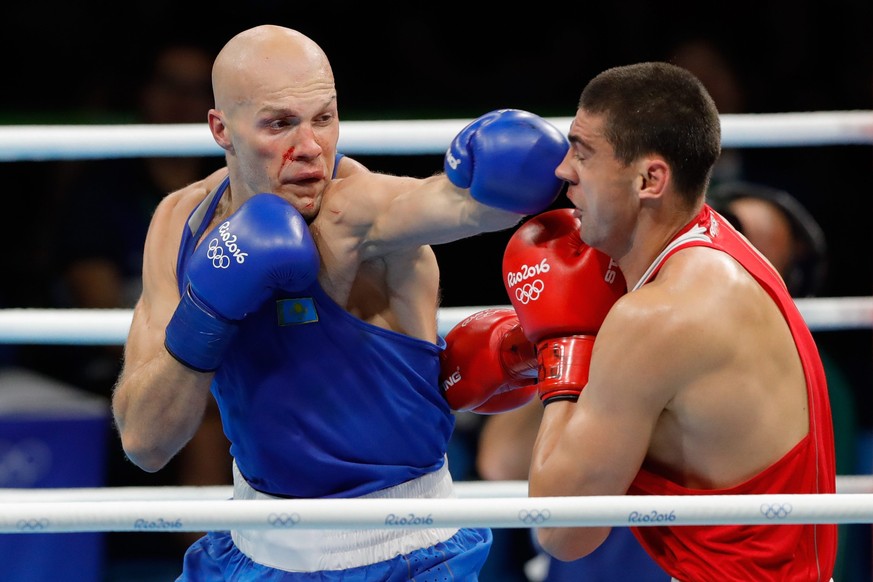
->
[[213, 25, 334, 113], [206, 25, 341, 216]]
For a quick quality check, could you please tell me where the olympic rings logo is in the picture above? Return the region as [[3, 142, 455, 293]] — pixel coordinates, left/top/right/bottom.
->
[[205, 238, 231, 269], [518, 508, 551, 525], [203, 221, 249, 268], [514, 280, 545, 304], [268, 512, 301, 528], [17, 518, 49, 531], [759, 503, 793, 519]]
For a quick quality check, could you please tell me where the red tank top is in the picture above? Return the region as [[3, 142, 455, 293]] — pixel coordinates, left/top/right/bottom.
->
[[627, 205, 837, 581]]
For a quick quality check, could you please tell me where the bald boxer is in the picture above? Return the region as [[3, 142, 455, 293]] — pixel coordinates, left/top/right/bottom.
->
[[525, 62, 836, 581], [111, 25, 569, 581]]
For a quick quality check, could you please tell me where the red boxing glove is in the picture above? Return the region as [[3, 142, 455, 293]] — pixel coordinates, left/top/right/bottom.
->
[[503, 209, 626, 405], [440, 308, 538, 414]]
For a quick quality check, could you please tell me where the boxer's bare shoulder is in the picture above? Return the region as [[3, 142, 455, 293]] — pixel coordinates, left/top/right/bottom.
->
[[150, 167, 229, 232]]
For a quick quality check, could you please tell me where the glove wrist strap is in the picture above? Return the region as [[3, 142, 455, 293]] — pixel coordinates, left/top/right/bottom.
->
[[536, 335, 595, 406], [541, 393, 580, 406], [164, 286, 239, 373]]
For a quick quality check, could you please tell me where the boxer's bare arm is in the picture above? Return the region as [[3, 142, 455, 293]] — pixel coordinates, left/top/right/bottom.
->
[[112, 186, 215, 472], [530, 247, 810, 560], [322, 172, 522, 257], [529, 286, 674, 559]]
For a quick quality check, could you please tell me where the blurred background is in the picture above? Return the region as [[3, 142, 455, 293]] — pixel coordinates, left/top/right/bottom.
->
[[0, 1, 871, 580], [2, 1, 870, 300]]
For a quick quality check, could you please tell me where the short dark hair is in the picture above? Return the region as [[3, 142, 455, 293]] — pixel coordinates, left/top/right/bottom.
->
[[578, 62, 721, 205]]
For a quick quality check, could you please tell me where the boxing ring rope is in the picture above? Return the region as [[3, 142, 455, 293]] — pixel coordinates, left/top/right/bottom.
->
[[0, 493, 871, 534], [1, 297, 871, 345], [0, 110, 871, 161], [1, 111, 872, 533]]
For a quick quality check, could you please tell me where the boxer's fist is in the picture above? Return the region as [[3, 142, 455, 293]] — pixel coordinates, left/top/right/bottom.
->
[[440, 308, 537, 414], [503, 209, 626, 404], [444, 109, 569, 215], [165, 194, 319, 372]]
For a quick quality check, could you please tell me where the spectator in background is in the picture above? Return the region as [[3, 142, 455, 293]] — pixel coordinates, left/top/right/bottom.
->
[[707, 181, 827, 298], [47, 40, 228, 579]]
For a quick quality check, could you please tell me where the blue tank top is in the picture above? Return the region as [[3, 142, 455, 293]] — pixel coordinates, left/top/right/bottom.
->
[[175, 161, 453, 498]]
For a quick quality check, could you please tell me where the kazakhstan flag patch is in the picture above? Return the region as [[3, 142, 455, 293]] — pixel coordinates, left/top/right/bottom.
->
[[277, 297, 318, 326]]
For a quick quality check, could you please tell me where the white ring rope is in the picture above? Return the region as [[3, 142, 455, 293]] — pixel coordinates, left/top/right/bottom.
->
[[0, 493, 869, 534], [0, 111, 871, 161], [0, 297, 870, 345]]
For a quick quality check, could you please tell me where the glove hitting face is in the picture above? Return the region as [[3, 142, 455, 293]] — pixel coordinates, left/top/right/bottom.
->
[[445, 109, 569, 215]]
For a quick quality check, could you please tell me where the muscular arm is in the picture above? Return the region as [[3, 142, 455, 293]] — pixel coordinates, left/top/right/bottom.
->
[[384, 175, 525, 242], [322, 109, 568, 257], [112, 190, 214, 472], [338, 173, 524, 256], [528, 292, 675, 560]]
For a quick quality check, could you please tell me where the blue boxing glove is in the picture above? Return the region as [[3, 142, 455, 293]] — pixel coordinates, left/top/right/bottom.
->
[[164, 193, 319, 372], [444, 109, 569, 215]]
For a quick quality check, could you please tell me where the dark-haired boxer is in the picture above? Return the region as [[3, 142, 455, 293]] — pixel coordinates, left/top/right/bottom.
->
[[522, 62, 836, 582]]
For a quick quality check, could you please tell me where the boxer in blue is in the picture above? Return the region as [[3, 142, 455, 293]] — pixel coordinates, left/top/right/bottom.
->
[[111, 25, 569, 580]]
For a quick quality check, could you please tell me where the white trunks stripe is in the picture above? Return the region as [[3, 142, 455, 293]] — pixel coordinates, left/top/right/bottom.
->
[[230, 460, 460, 572]]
